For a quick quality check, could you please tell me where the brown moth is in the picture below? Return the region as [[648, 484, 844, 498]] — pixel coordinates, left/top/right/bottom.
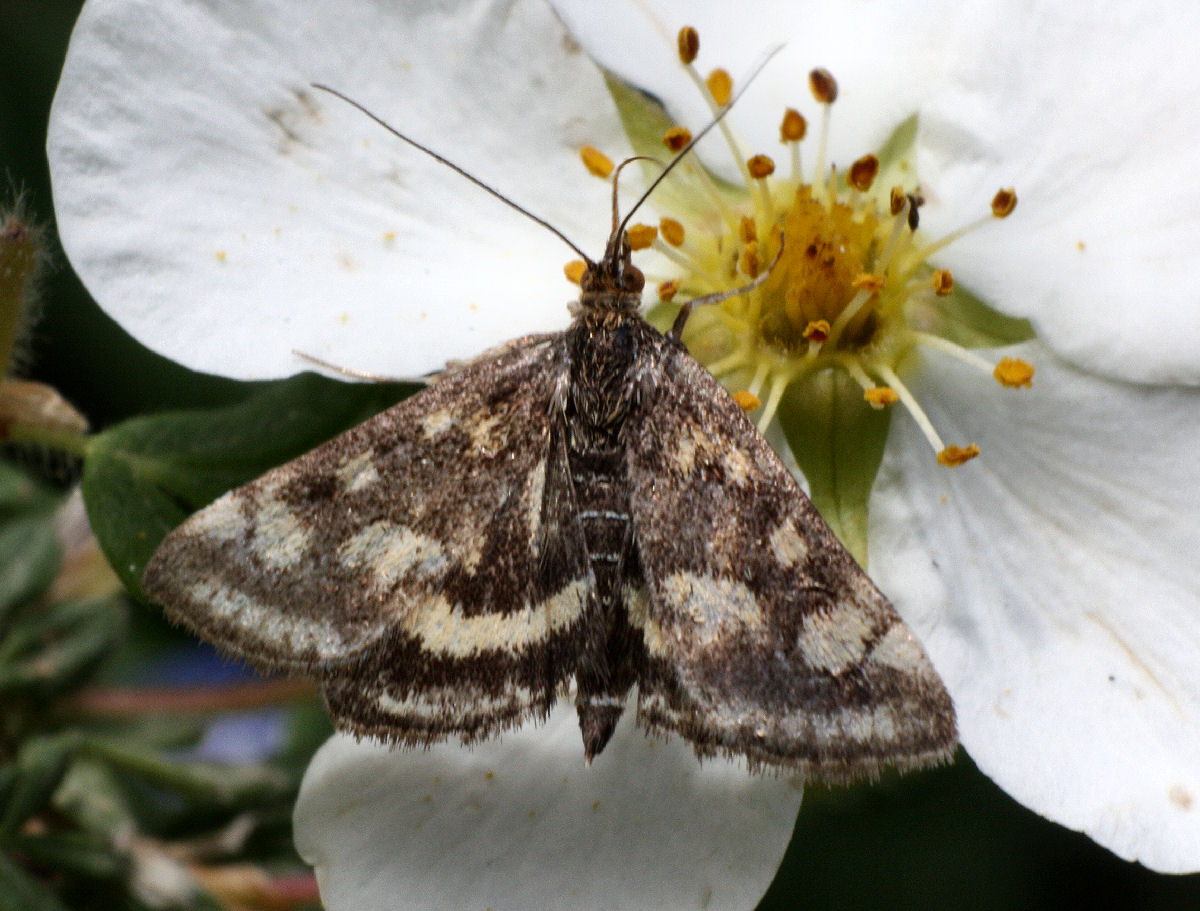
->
[[143, 81, 956, 782]]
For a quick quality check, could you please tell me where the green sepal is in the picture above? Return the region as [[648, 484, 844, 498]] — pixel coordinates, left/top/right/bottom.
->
[[923, 283, 1035, 349], [776, 370, 891, 567], [0, 733, 81, 840], [0, 463, 60, 629], [80, 372, 415, 599]]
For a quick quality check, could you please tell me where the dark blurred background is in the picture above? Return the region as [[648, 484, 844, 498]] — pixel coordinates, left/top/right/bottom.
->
[[2, 1, 1198, 908]]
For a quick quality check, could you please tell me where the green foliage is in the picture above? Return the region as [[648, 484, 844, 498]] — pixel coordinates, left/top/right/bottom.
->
[[81, 371, 413, 598], [0, 455, 330, 910]]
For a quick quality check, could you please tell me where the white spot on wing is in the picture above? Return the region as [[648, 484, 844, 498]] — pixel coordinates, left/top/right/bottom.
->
[[335, 450, 380, 492], [184, 491, 246, 542], [797, 603, 873, 675], [659, 573, 764, 647], [421, 407, 456, 439], [251, 497, 311, 570], [769, 521, 808, 568], [338, 522, 448, 585], [402, 581, 588, 658]]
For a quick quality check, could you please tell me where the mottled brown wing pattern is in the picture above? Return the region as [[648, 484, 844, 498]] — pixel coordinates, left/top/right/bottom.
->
[[143, 333, 594, 745], [625, 338, 956, 780]]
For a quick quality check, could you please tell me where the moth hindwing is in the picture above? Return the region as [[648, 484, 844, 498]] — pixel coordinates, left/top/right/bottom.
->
[[144, 238, 956, 784]]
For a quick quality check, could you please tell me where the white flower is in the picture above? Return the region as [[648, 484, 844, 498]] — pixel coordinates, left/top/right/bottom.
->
[[48, 2, 801, 909], [553, 0, 1200, 874], [47, 0, 1200, 899]]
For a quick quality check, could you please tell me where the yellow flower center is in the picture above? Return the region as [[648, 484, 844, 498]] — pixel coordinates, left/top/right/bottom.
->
[[574, 26, 1036, 472]]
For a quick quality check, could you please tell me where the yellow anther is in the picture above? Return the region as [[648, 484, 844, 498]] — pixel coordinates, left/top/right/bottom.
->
[[739, 241, 761, 278], [780, 107, 807, 142], [994, 357, 1035, 388], [706, 68, 733, 106], [564, 260, 586, 284], [580, 145, 614, 178], [852, 272, 884, 292], [739, 216, 758, 243], [848, 154, 879, 191], [659, 217, 686, 246], [938, 443, 981, 467], [809, 68, 838, 104], [747, 154, 776, 179], [931, 269, 954, 296], [992, 188, 1018, 217], [864, 386, 898, 408], [803, 319, 831, 342], [732, 390, 762, 412], [627, 223, 658, 250], [889, 186, 907, 216], [663, 126, 693, 152], [657, 279, 680, 302], [677, 26, 700, 65]]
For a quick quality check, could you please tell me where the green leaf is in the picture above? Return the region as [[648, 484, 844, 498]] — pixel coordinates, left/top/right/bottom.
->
[[9, 830, 126, 881], [0, 850, 71, 911], [81, 372, 415, 598], [777, 370, 892, 567], [0, 733, 80, 840], [0, 596, 126, 698], [0, 462, 60, 628], [82, 738, 294, 809]]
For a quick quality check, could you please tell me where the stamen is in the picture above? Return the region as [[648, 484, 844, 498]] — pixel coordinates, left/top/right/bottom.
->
[[663, 126, 693, 153], [991, 188, 1018, 217], [706, 68, 733, 106], [864, 386, 899, 408], [739, 242, 761, 278], [747, 154, 775, 179], [677, 26, 700, 65], [780, 107, 806, 179], [627, 223, 657, 250], [931, 268, 954, 295], [746, 154, 777, 221], [564, 260, 586, 284], [911, 331, 1000, 375], [659, 217, 686, 247], [809, 68, 837, 188], [756, 373, 790, 433], [580, 146, 614, 178], [803, 320, 830, 342], [938, 444, 981, 467], [739, 216, 757, 243], [994, 357, 1035, 388], [657, 279, 680, 302], [875, 363, 949, 457], [848, 154, 879, 192], [732, 390, 761, 411]]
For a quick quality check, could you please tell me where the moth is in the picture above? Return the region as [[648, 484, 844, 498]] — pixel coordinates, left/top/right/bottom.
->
[[143, 86, 956, 782]]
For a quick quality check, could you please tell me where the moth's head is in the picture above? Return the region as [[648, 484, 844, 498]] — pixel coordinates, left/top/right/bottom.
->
[[577, 231, 644, 315]]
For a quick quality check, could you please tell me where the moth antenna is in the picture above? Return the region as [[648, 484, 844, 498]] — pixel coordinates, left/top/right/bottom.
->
[[610, 156, 664, 235], [615, 44, 785, 241], [668, 232, 786, 340], [311, 83, 594, 265]]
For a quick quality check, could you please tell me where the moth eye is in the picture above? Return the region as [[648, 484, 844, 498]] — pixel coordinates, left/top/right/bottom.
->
[[622, 265, 645, 293]]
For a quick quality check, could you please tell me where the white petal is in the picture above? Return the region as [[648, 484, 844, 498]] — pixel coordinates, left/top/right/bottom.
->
[[48, 0, 626, 379], [294, 704, 802, 911], [869, 341, 1200, 872], [552, 0, 961, 176], [917, 0, 1200, 384]]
